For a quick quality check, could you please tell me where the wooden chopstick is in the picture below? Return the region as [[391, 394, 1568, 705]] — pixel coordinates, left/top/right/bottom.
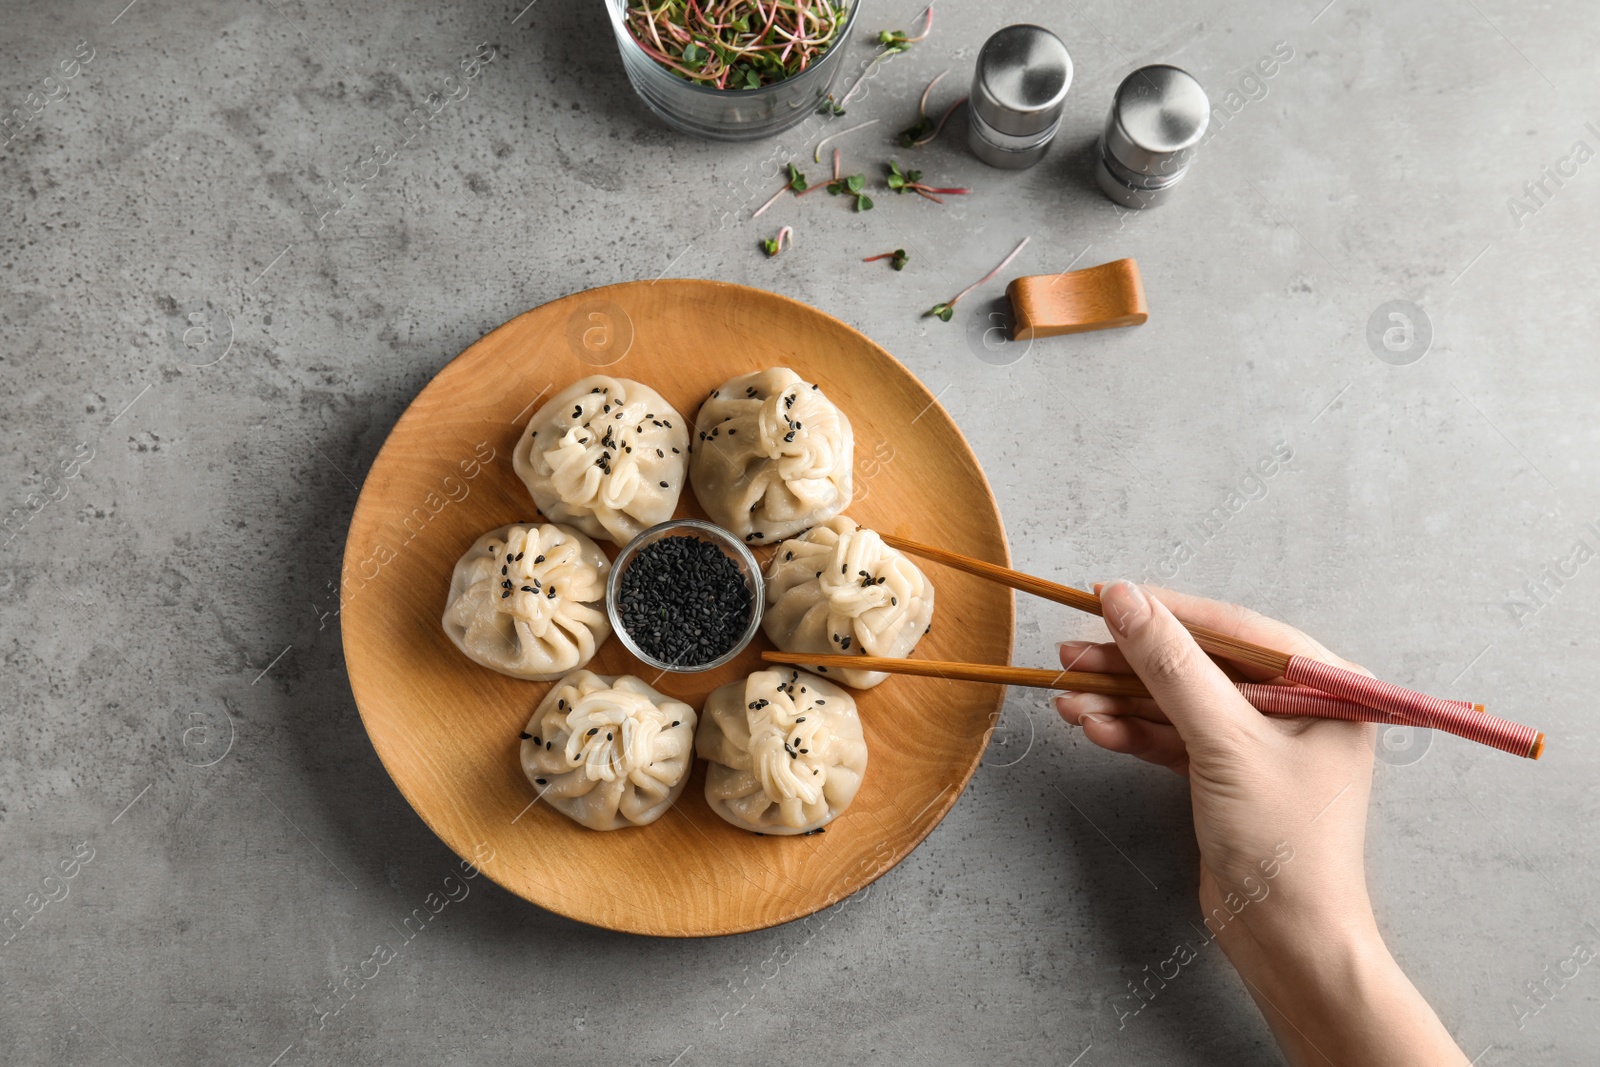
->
[[880, 533, 1489, 717], [881, 533, 1293, 675], [758, 652, 1544, 760], [868, 535, 1543, 760]]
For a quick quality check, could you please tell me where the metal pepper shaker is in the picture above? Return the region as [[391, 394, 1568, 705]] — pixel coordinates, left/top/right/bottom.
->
[[966, 25, 1073, 170], [1095, 64, 1210, 209]]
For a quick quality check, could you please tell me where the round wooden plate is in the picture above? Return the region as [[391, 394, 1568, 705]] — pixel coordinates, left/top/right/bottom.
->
[[342, 280, 1013, 936]]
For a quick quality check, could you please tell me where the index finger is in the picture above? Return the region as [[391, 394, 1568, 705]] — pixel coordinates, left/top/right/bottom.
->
[[1092, 582, 1369, 679]]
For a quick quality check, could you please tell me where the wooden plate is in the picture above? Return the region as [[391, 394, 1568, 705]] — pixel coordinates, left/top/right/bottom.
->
[[342, 280, 1013, 936]]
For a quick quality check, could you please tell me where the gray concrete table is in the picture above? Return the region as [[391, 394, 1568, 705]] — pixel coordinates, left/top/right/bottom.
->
[[3, 0, 1596, 1063]]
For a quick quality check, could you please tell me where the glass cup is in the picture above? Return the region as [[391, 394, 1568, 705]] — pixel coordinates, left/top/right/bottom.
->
[[606, 519, 764, 673], [605, 0, 862, 141]]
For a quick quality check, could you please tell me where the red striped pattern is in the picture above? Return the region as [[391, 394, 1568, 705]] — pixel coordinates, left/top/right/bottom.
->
[[1282, 655, 1539, 759]]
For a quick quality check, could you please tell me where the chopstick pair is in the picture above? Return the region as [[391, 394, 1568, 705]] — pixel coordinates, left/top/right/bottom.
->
[[766, 536, 1545, 761]]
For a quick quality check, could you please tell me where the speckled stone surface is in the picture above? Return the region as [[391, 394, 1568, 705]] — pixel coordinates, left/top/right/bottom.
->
[[3, 1, 1597, 1064]]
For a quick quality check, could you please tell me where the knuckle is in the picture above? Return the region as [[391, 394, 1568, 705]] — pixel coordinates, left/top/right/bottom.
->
[[1142, 632, 1197, 686]]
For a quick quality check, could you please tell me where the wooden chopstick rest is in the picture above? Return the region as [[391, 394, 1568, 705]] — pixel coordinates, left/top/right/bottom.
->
[[1006, 258, 1148, 340]]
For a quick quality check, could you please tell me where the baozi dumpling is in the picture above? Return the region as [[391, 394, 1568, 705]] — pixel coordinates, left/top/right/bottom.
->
[[442, 523, 611, 681], [513, 376, 689, 545], [690, 368, 853, 544], [697, 669, 867, 835], [762, 516, 935, 689], [520, 670, 697, 831]]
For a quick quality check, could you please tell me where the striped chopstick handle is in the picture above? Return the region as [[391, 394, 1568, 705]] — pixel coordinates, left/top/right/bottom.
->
[[1237, 683, 1380, 721], [1282, 655, 1541, 759]]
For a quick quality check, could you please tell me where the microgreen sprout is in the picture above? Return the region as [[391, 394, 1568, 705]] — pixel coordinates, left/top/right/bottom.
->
[[885, 160, 969, 203], [827, 172, 872, 211], [761, 226, 793, 257], [624, 1, 849, 90], [926, 237, 1029, 322], [752, 163, 811, 219], [864, 249, 909, 271], [832, 4, 934, 112], [899, 71, 967, 148], [878, 5, 935, 52]]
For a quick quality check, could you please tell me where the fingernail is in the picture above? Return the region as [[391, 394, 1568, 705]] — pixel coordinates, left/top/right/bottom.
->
[[1101, 580, 1151, 638], [1079, 713, 1113, 727]]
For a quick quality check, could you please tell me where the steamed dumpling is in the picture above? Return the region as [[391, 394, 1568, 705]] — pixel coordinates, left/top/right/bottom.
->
[[520, 670, 697, 830], [442, 523, 611, 680], [697, 669, 867, 835], [689, 368, 853, 544], [762, 517, 935, 689], [513, 376, 689, 545]]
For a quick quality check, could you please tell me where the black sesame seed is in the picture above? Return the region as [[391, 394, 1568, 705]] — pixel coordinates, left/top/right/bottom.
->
[[535, 555, 545, 564], [656, 449, 664, 458], [521, 586, 534, 593], [606, 733, 613, 741], [588, 728, 599, 736], [671, 720, 680, 728], [727, 428, 737, 435], [572, 405, 582, 418], [535, 778, 546, 785], [615, 534, 753, 667], [501, 590, 510, 598], [532, 736, 541, 745], [520, 732, 531, 739], [659, 481, 668, 488]]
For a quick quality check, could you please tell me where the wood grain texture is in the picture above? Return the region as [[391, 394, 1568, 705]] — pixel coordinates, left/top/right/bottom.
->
[[341, 279, 1013, 937], [1006, 258, 1148, 339]]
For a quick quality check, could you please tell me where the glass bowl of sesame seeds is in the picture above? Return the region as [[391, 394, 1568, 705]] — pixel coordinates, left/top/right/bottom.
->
[[606, 518, 764, 673]]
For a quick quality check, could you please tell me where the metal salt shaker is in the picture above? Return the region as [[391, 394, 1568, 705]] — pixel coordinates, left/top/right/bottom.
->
[[1095, 64, 1210, 209], [967, 25, 1073, 170]]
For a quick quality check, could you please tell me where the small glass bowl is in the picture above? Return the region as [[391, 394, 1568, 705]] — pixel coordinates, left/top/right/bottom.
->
[[606, 519, 764, 673], [604, 0, 861, 142]]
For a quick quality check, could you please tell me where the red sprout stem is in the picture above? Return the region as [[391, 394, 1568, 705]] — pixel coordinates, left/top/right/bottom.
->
[[917, 70, 948, 117], [904, 4, 934, 42], [946, 236, 1029, 311], [752, 181, 791, 219], [911, 95, 966, 147]]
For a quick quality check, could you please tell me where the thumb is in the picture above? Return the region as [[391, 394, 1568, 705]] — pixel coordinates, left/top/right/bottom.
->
[[1099, 580, 1255, 739]]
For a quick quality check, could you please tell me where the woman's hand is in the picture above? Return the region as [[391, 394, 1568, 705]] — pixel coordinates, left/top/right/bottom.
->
[[1056, 581, 1469, 1067]]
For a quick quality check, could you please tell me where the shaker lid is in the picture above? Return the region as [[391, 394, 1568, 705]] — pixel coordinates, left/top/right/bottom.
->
[[970, 25, 1073, 139], [1103, 65, 1210, 176]]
